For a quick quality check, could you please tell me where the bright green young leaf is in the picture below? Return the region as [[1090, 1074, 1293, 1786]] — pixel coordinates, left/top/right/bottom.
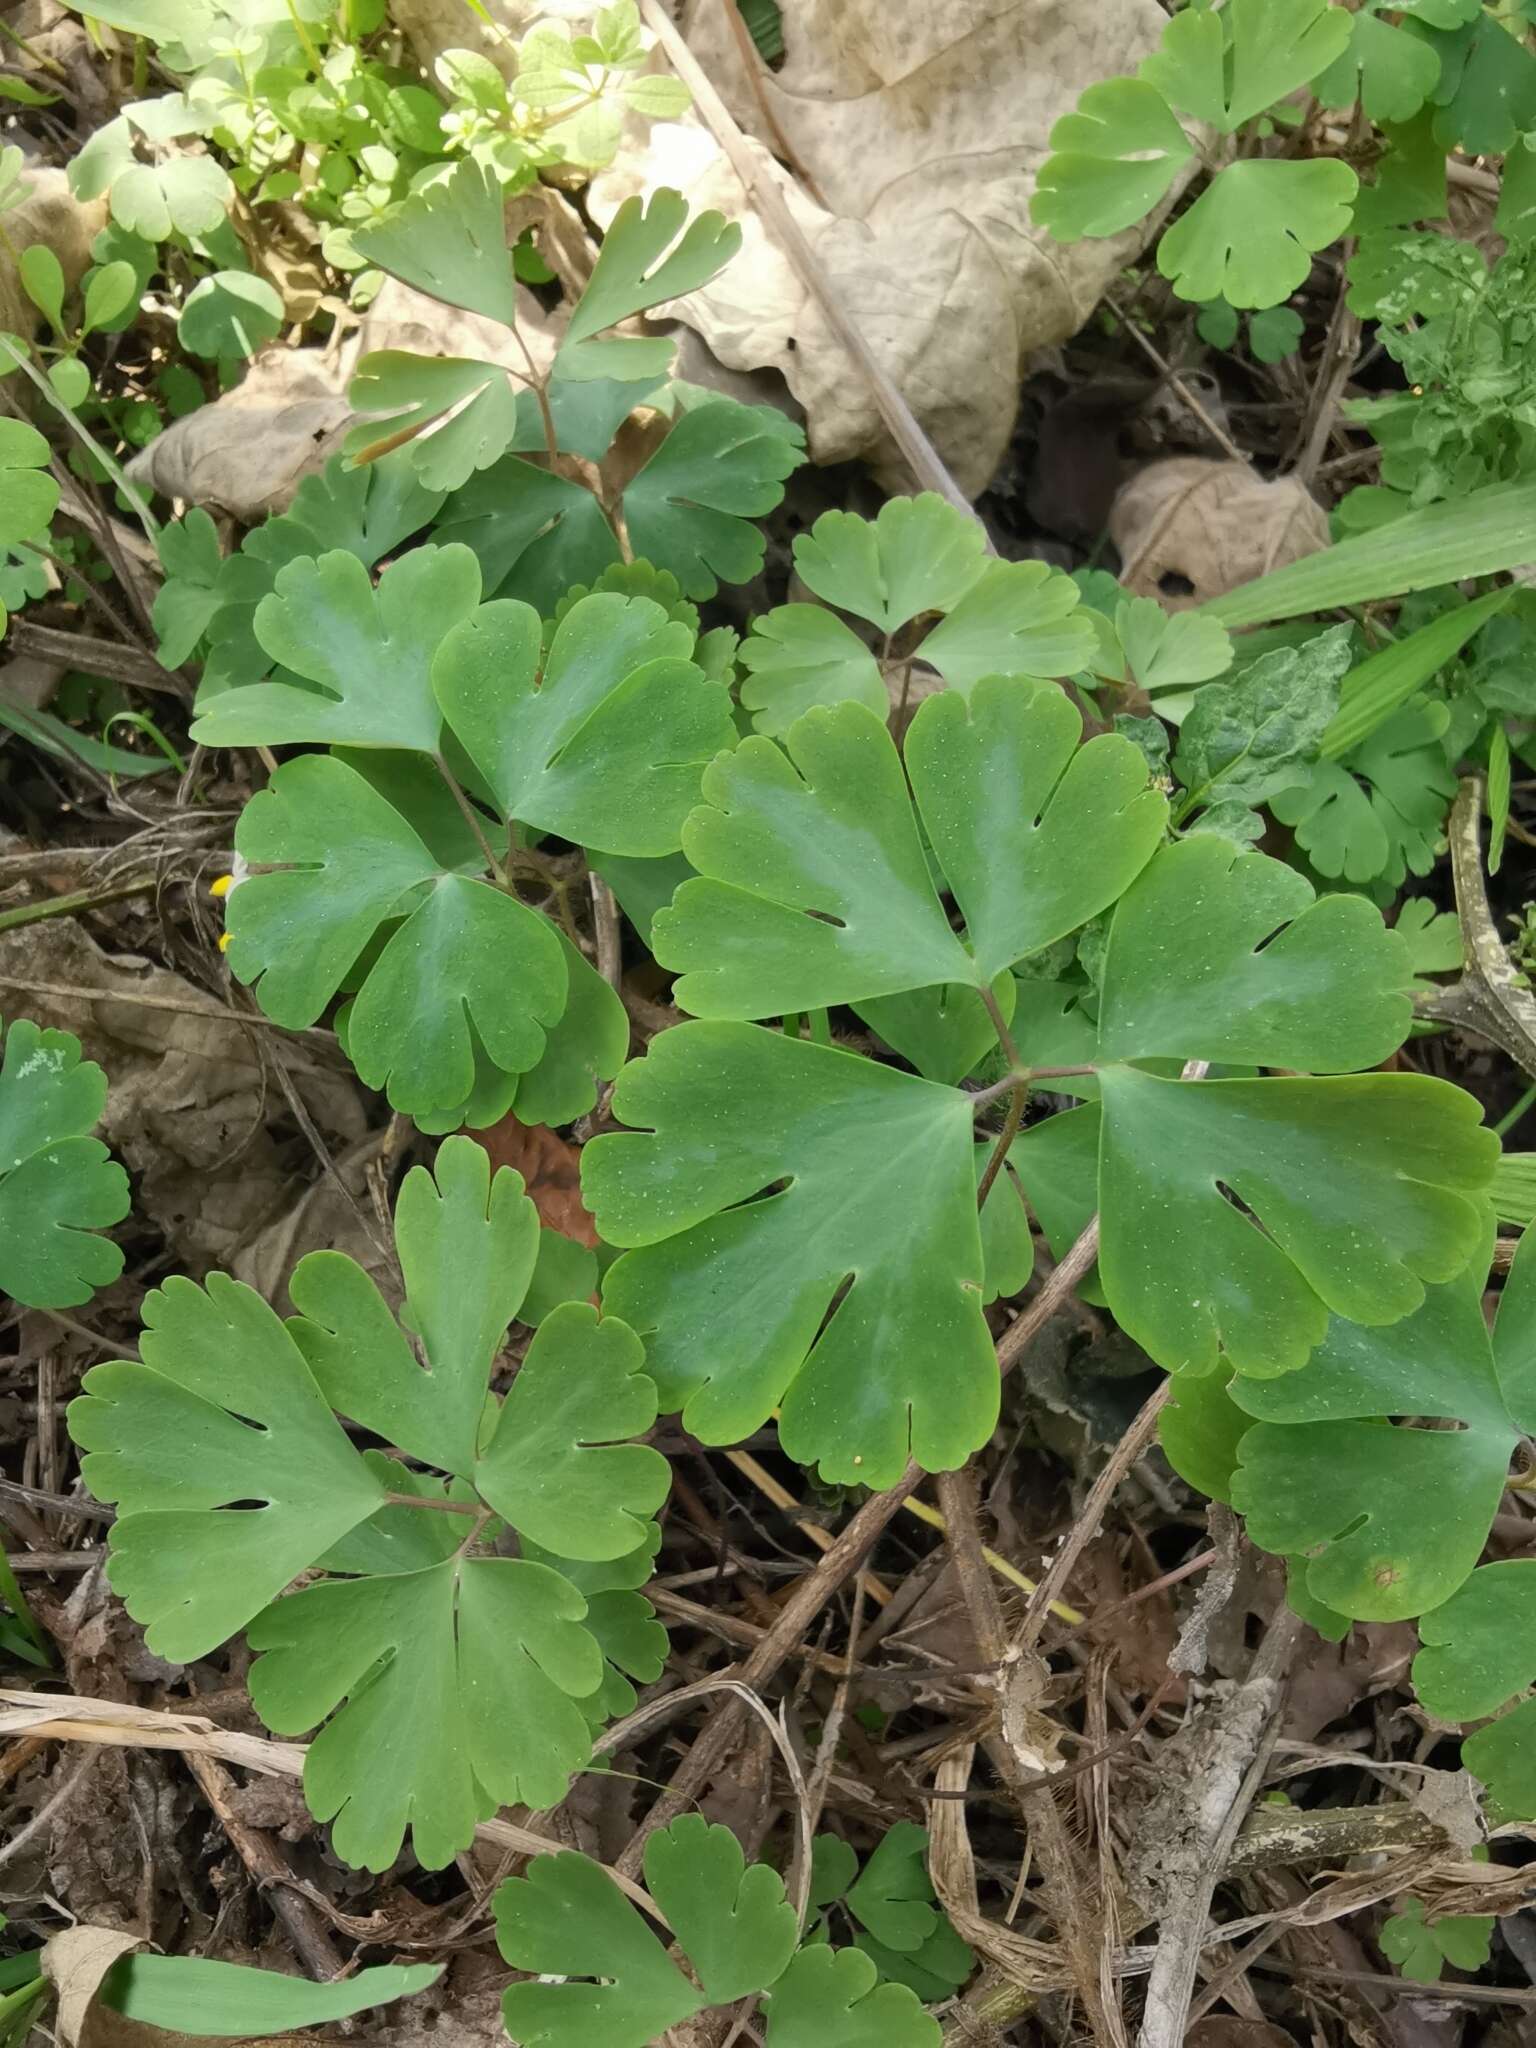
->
[[658, 681, 1165, 1015], [1316, 9, 1442, 123], [1231, 1234, 1522, 1618], [738, 605, 887, 735], [645, 1814, 800, 2004], [497, 1850, 704, 2048], [68, 1275, 388, 1660], [1141, 0, 1352, 132], [19, 245, 65, 335], [82, 258, 137, 335], [0, 1016, 128, 1309], [1158, 159, 1359, 309], [73, 1139, 661, 1871], [528, 1527, 668, 1724], [918, 558, 1095, 690], [1097, 835, 1411, 1072], [111, 154, 231, 241], [1116, 596, 1233, 693], [1379, 1897, 1494, 1984], [1415, 1560, 1536, 1819], [475, 1302, 668, 1559], [1033, 79, 1195, 240], [586, 1023, 997, 1485], [0, 418, 59, 545], [792, 494, 989, 635], [433, 590, 734, 855], [1172, 626, 1352, 817], [764, 1946, 940, 2048], [192, 546, 482, 751], [557, 189, 741, 383], [353, 156, 520, 326], [249, 1552, 600, 1870], [624, 397, 805, 599], [845, 1822, 946, 1955], [178, 270, 283, 359], [98, 1956, 441, 2036], [1274, 699, 1456, 888], [1247, 305, 1304, 363]]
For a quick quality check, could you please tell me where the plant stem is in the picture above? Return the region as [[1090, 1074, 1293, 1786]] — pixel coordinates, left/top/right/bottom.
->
[[382, 1491, 479, 1515], [979, 982, 1022, 1069], [0, 876, 154, 935], [433, 753, 508, 884], [1496, 1078, 1536, 1138], [975, 1077, 1025, 1208], [970, 1064, 1096, 1112]]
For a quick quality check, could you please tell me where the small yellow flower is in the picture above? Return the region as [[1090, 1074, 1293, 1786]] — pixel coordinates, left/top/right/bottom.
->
[[210, 873, 233, 899], [218, 931, 232, 953]]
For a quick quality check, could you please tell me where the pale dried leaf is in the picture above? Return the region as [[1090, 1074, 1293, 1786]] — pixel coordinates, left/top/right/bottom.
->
[[41, 1925, 142, 2048], [1110, 458, 1331, 608]]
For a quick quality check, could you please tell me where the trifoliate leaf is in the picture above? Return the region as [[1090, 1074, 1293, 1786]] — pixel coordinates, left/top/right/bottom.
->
[[1172, 626, 1351, 816], [1380, 1896, 1494, 1983], [69, 1276, 388, 1659], [1422, 7, 1536, 153], [738, 605, 887, 735], [657, 681, 1165, 1015], [792, 494, 989, 634], [764, 1946, 940, 2048], [495, 1816, 801, 2045], [1275, 700, 1456, 888], [645, 1814, 800, 2003], [1415, 1559, 1536, 1819], [624, 397, 805, 600], [432, 591, 734, 855], [474, 1302, 668, 1559], [1141, 0, 1352, 132], [111, 154, 231, 241], [353, 156, 519, 325], [178, 270, 283, 358], [249, 1552, 599, 1870], [918, 558, 1095, 690], [556, 189, 741, 383], [1116, 596, 1233, 693], [72, 1139, 661, 1870], [1097, 835, 1411, 1072], [1316, 9, 1442, 123], [586, 1024, 997, 1484], [191, 546, 481, 750], [0, 418, 59, 545], [0, 1016, 128, 1308], [1158, 159, 1359, 309], [1033, 79, 1195, 240], [1231, 1231, 1524, 1618]]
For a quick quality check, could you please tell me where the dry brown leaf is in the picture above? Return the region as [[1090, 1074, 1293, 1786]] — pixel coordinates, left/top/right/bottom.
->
[[41, 1925, 142, 2048], [1186, 2023, 1295, 2048], [1110, 458, 1331, 608], [580, 0, 1182, 495], [474, 1114, 599, 1246]]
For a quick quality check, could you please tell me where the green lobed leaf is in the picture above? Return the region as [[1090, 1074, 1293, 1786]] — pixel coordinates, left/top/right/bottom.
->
[[1421, 7, 1536, 153], [764, 1945, 940, 2048], [623, 396, 805, 600], [1379, 1897, 1494, 1984], [585, 1023, 997, 1485], [0, 1016, 128, 1309], [353, 156, 520, 326], [1316, 9, 1442, 123], [1140, 0, 1352, 133], [918, 558, 1095, 690], [644, 1814, 800, 2004], [557, 189, 741, 383], [1158, 159, 1359, 310], [657, 681, 1165, 1015], [0, 418, 59, 546], [792, 494, 989, 634], [1415, 1559, 1536, 1819], [845, 1822, 947, 1955], [1033, 78, 1195, 240], [738, 605, 887, 736], [191, 545, 482, 751], [345, 352, 522, 491], [1117, 596, 1233, 694], [432, 590, 735, 855], [434, 456, 622, 609]]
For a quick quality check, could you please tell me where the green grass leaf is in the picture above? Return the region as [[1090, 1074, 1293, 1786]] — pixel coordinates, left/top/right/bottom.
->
[[587, 1024, 996, 1484], [98, 1956, 441, 2036], [0, 1016, 128, 1309], [1158, 158, 1359, 309]]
